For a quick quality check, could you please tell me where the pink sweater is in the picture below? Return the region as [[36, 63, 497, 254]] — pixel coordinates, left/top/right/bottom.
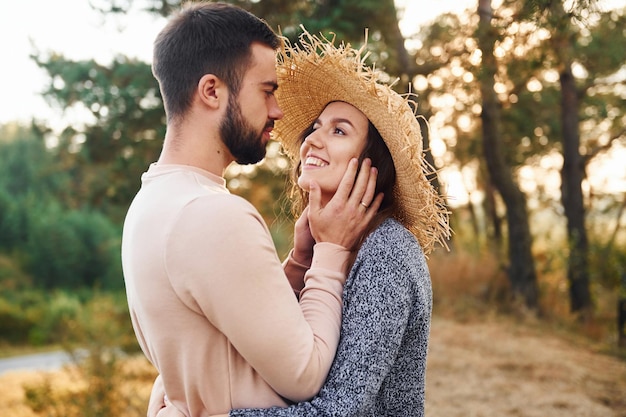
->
[[122, 164, 349, 417]]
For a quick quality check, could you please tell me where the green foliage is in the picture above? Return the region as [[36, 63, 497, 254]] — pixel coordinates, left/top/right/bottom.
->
[[0, 194, 123, 292], [24, 203, 123, 290], [0, 128, 68, 255], [0, 296, 36, 344], [0, 289, 138, 349], [0, 188, 29, 251], [31, 291, 84, 346], [0, 126, 69, 199], [59, 292, 139, 353], [33, 54, 163, 221], [587, 234, 626, 291], [0, 128, 123, 291], [0, 289, 72, 345]]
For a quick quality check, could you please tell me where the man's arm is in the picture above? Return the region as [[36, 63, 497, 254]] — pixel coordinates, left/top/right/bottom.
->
[[149, 159, 383, 414]]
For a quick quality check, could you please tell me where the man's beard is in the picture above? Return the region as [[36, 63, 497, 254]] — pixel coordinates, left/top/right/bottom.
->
[[220, 94, 269, 165]]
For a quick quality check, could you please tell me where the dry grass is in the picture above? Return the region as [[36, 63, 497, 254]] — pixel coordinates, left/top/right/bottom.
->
[[0, 371, 46, 417], [429, 247, 623, 348], [428, 249, 510, 319], [0, 354, 157, 417]]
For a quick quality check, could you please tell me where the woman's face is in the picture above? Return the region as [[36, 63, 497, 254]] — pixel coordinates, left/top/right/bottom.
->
[[298, 101, 369, 204]]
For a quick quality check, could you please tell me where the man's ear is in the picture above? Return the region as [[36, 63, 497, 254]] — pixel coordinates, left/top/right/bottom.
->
[[197, 74, 225, 109]]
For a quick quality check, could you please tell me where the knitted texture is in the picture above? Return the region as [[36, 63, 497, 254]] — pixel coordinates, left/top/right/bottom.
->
[[230, 218, 433, 416]]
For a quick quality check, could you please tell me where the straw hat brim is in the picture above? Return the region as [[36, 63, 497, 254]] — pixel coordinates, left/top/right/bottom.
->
[[274, 30, 450, 254]]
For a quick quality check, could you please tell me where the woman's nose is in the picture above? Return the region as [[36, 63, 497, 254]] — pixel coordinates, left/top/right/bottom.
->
[[304, 130, 323, 148]]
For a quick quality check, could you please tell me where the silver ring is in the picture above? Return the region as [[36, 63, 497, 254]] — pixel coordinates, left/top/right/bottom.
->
[[359, 201, 369, 209]]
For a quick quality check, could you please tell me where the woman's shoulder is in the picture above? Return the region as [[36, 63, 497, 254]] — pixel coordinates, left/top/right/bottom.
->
[[351, 218, 429, 289], [367, 218, 419, 245], [360, 218, 424, 259]]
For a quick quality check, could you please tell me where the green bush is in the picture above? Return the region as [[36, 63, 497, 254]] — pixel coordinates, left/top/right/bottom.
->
[[0, 290, 80, 346], [24, 203, 122, 290], [0, 289, 138, 350], [0, 189, 29, 251], [29, 291, 82, 345], [0, 297, 36, 344]]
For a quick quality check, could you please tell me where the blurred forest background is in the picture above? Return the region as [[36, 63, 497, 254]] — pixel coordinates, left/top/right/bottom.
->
[[0, 0, 625, 415]]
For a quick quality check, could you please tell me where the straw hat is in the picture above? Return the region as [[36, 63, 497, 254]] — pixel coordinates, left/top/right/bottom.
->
[[274, 29, 450, 254]]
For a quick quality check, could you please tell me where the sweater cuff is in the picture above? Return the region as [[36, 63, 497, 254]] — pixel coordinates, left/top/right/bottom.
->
[[283, 249, 310, 294], [310, 242, 350, 275], [285, 249, 312, 270]]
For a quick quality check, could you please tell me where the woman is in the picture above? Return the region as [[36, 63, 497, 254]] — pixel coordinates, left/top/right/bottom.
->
[[151, 30, 450, 417]]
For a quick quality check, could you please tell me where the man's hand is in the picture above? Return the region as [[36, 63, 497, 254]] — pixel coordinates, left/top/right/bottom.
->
[[308, 158, 383, 250]]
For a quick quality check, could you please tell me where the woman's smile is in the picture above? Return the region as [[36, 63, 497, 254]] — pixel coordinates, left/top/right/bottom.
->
[[303, 155, 329, 168]]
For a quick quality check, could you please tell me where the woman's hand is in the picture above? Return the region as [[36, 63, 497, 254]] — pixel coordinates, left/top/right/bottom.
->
[[292, 206, 315, 266], [308, 158, 383, 250]]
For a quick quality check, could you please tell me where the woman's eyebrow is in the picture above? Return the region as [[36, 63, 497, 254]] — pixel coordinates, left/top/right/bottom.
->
[[314, 117, 355, 128]]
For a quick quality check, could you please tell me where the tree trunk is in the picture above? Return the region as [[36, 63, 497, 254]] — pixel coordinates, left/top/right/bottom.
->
[[559, 65, 593, 315], [619, 272, 626, 348], [484, 181, 502, 247], [476, 0, 539, 309], [549, 0, 593, 315]]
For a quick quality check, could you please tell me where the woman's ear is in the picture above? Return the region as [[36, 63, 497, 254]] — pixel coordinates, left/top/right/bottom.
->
[[197, 74, 224, 109]]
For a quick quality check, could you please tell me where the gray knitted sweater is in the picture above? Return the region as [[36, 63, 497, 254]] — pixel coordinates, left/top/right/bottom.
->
[[230, 218, 433, 416]]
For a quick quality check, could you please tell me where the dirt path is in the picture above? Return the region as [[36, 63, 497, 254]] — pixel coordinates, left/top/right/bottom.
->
[[2, 315, 625, 416], [426, 316, 626, 417]]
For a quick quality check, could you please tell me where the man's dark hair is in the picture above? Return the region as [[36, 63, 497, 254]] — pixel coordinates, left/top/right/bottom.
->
[[152, 2, 279, 121]]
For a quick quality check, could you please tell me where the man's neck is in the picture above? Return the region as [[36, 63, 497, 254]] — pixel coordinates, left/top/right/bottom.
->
[[157, 126, 233, 177]]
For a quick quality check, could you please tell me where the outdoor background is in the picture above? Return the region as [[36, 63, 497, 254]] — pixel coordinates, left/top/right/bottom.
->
[[0, 0, 625, 416]]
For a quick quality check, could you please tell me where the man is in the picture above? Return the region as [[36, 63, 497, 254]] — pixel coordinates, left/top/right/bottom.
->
[[121, 3, 381, 417]]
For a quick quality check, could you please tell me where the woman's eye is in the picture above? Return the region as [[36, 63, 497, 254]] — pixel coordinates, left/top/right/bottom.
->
[[334, 128, 345, 135]]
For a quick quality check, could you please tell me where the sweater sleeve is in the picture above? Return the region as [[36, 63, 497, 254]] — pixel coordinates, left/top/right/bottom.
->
[[168, 194, 349, 402], [228, 225, 429, 417], [282, 249, 309, 296]]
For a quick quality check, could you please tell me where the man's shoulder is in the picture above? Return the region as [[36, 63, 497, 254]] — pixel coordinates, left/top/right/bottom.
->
[[183, 191, 259, 220]]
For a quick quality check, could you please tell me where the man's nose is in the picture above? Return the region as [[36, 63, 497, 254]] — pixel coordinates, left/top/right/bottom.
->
[[269, 98, 284, 120]]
